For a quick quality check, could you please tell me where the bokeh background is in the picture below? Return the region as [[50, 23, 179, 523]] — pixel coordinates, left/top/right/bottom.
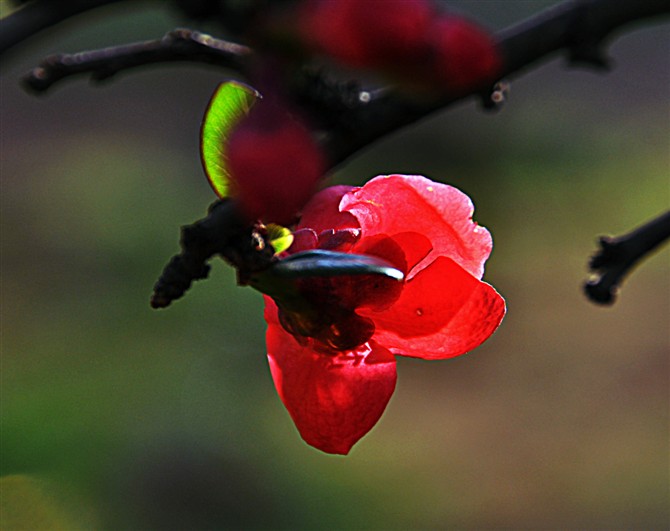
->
[[1, 1, 668, 529]]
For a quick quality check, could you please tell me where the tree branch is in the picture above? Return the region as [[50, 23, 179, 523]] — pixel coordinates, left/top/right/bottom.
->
[[584, 211, 670, 304], [324, 0, 670, 167], [23, 28, 251, 92], [10, 0, 670, 307], [18, 1, 670, 151], [151, 200, 275, 309], [0, 0, 128, 56]]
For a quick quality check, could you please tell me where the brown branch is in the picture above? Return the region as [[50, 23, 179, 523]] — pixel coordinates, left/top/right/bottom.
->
[[23, 28, 251, 92], [584, 211, 670, 304], [0, 0, 128, 56], [150, 199, 275, 309]]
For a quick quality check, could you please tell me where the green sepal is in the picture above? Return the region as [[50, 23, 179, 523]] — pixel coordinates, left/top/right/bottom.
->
[[266, 224, 294, 255], [200, 81, 261, 198], [270, 250, 404, 280]]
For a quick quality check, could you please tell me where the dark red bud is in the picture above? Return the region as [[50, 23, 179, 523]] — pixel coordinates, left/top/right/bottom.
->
[[430, 16, 502, 91], [300, 0, 434, 68], [227, 104, 325, 225]]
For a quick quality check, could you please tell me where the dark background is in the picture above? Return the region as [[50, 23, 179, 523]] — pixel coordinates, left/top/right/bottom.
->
[[1, 1, 668, 528]]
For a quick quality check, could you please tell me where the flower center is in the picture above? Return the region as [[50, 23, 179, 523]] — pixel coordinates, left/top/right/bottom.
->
[[268, 231, 409, 352]]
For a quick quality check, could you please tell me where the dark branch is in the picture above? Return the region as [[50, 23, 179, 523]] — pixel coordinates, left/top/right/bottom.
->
[[324, 0, 670, 167], [584, 210, 670, 305], [23, 28, 251, 93], [11, 0, 670, 308], [151, 200, 275, 309], [18, 1, 670, 157], [494, 0, 670, 74], [0, 0, 127, 57]]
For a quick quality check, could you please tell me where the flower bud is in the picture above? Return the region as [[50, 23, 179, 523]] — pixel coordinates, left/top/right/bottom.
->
[[299, 0, 434, 69], [227, 103, 325, 225], [429, 16, 502, 91]]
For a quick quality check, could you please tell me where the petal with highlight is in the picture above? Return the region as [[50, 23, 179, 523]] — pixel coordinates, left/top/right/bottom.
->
[[362, 256, 505, 360], [266, 311, 397, 455], [341, 175, 492, 279], [298, 185, 359, 234]]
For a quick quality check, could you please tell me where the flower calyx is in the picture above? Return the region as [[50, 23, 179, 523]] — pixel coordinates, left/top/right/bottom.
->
[[249, 249, 404, 351]]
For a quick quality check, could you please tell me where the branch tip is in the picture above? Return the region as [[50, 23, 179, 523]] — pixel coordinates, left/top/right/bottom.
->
[[584, 211, 670, 305], [584, 278, 616, 305], [22, 28, 251, 93]]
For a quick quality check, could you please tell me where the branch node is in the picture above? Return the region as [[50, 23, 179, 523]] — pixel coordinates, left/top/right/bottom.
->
[[150, 200, 276, 309], [480, 81, 511, 112], [568, 43, 612, 70]]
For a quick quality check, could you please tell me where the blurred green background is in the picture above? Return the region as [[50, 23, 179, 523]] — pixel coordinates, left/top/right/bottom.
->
[[1, 1, 668, 529]]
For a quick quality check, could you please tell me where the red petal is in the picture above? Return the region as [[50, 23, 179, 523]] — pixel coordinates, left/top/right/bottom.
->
[[341, 175, 492, 279], [317, 228, 361, 252], [361, 256, 505, 360], [286, 228, 318, 254], [297, 185, 359, 233], [353, 233, 408, 275], [264, 295, 281, 325], [353, 231, 432, 276], [265, 307, 397, 455]]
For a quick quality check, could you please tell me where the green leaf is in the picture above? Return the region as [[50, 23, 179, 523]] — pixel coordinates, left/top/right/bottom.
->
[[200, 81, 261, 198], [266, 224, 294, 255]]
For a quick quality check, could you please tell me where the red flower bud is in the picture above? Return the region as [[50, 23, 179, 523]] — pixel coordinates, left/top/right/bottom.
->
[[227, 103, 325, 224], [429, 16, 502, 91], [300, 0, 434, 68]]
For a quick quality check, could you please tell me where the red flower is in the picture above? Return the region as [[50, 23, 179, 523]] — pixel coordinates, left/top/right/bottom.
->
[[264, 175, 505, 454]]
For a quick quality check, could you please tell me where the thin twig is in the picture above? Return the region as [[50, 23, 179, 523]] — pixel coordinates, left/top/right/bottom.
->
[[23, 28, 251, 92], [584, 210, 670, 304], [0, 0, 127, 56]]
